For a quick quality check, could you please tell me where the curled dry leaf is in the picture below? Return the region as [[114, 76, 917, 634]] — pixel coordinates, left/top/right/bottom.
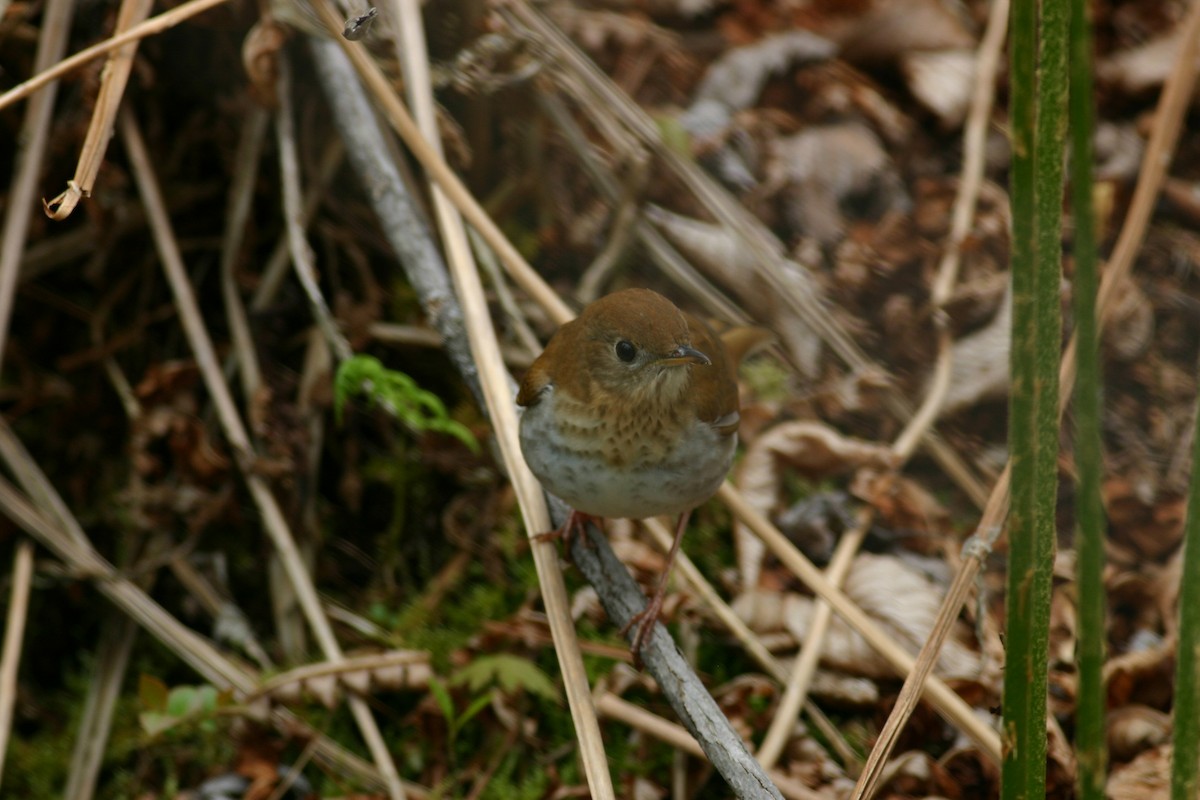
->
[[734, 553, 981, 680], [1105, 743, 1171, 800], [1101, 275, 1155, 361], [849, 468, 951, 535], [1107, 567, 1174, 648], [939, 284, 1012, 415], [770, 122, 909, 247], [1104, 639, 1175, 710], [681, 31, 838, 141], [1102, 476, 1185, 561], [256, 650, 433, 709], [1107, 704, 1172, 762], [803, 667, 880, 706], [645, 205, 824, 375], [900, 49, 975, 128], [834, 0, 975, 63], [1098, 26, 1187, 95], [242, 18, 288, 108], [734, 420, 895, 589], [677, 31, 836, 190]]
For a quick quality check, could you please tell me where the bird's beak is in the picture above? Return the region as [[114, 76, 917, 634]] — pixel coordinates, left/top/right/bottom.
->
[[659, 344, 711, 367]]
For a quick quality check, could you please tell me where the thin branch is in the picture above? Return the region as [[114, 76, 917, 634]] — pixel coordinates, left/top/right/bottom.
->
[[0, 0, 76, 371], [0, 541, 34, 787], [0, 0, 234, 113], [276, 52, 353, 363], [44, 0, 154, 220], [757, 512, 869, 769], [386, 0, 612, 791], [0, 459, 428, 796], [118, 109, 407, 800], [220, 105, 270, 400], [306, 15, 785, 795], [719, 483, 1002, 760], [850, 1, 1200, 793]]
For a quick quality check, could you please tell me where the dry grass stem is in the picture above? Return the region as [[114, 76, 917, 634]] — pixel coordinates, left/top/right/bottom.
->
[[847, 0, 1011, 791], [719, 483, 1003, 759], [44, 0, 153, 220], [376, 0, 612, 793], [0, 541, 34, 786], [850, 4, 1200, 795], [0, 0, 75, 371], [220, 106, 270, 397], [757, 513, 870, 770], [0, 0, 234, 113], [63, 614, 139, 800], [276, 54, 353, 362], [118, 109, 407, 800]]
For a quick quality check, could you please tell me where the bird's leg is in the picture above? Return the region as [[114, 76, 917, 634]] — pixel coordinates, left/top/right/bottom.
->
[[623, 509, 691, 664], [535, 509, 603, 553]]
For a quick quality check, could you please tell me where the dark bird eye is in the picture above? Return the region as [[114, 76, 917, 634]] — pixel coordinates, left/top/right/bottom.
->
[[615, 340, 637, 362]]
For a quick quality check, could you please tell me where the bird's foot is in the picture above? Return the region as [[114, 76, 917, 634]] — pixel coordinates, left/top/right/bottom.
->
[[620, 591, 666, 669], [534, 511, 603, 555]]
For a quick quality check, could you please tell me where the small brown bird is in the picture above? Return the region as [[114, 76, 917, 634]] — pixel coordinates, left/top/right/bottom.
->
[[517, 288, 761, 657]]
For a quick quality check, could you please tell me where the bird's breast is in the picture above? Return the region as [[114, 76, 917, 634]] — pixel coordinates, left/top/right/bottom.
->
[[518, 386, 735, 519]]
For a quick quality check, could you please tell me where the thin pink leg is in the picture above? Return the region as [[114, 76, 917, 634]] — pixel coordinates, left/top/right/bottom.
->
[[623, 509, 691, 663]]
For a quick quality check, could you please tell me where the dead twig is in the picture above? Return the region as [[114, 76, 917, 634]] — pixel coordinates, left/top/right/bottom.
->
[[849, 2, 1200, 796], [0, 0, 76, 372], [44, 0, 153, 220], [0, 541, 34, 787], [118, 108, 408, 800], [0, 0, 234, 113]]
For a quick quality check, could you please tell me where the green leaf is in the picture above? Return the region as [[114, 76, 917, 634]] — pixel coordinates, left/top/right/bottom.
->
[[333, 355, 479, 453], [138, 711, 175, 737], [166, 686, 198, 718], [428, 677, 455, 725], [456, 691, 494, 732], [450, 654, 561, 703], [654, 113, 693, 158], [196, 685, 219, 714]]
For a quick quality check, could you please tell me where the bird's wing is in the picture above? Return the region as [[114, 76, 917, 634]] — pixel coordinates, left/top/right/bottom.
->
[[684, 312, 740, 428], [516, 359, 552, 407]]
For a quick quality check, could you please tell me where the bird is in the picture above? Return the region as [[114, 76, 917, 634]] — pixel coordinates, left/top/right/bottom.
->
[[517, 288, 765, 658]]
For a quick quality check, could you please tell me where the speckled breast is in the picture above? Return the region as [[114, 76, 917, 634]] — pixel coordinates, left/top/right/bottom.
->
[[518, 387, 736, 520]]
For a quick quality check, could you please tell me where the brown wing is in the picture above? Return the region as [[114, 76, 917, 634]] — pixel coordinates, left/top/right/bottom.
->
[[683, 313, 740, 433], [517, 315, 581, 407], [516, 347, 553, 407]]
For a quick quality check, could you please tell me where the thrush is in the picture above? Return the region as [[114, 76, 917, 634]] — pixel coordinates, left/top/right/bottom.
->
[[517, 288, 764, 657]]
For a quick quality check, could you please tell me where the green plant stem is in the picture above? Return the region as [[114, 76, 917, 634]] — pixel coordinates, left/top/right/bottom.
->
[[1173, 373, 1200, 797], [1003, 0, 1066, 796], [1068, 0, 1106, 796]]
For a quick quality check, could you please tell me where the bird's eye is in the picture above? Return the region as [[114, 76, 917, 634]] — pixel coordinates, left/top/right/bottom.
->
[[615, 340, 637, 363]]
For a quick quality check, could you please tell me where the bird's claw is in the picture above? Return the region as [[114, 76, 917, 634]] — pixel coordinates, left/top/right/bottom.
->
[[620, 592, 665, 669], [535, 511, 602, 556]]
